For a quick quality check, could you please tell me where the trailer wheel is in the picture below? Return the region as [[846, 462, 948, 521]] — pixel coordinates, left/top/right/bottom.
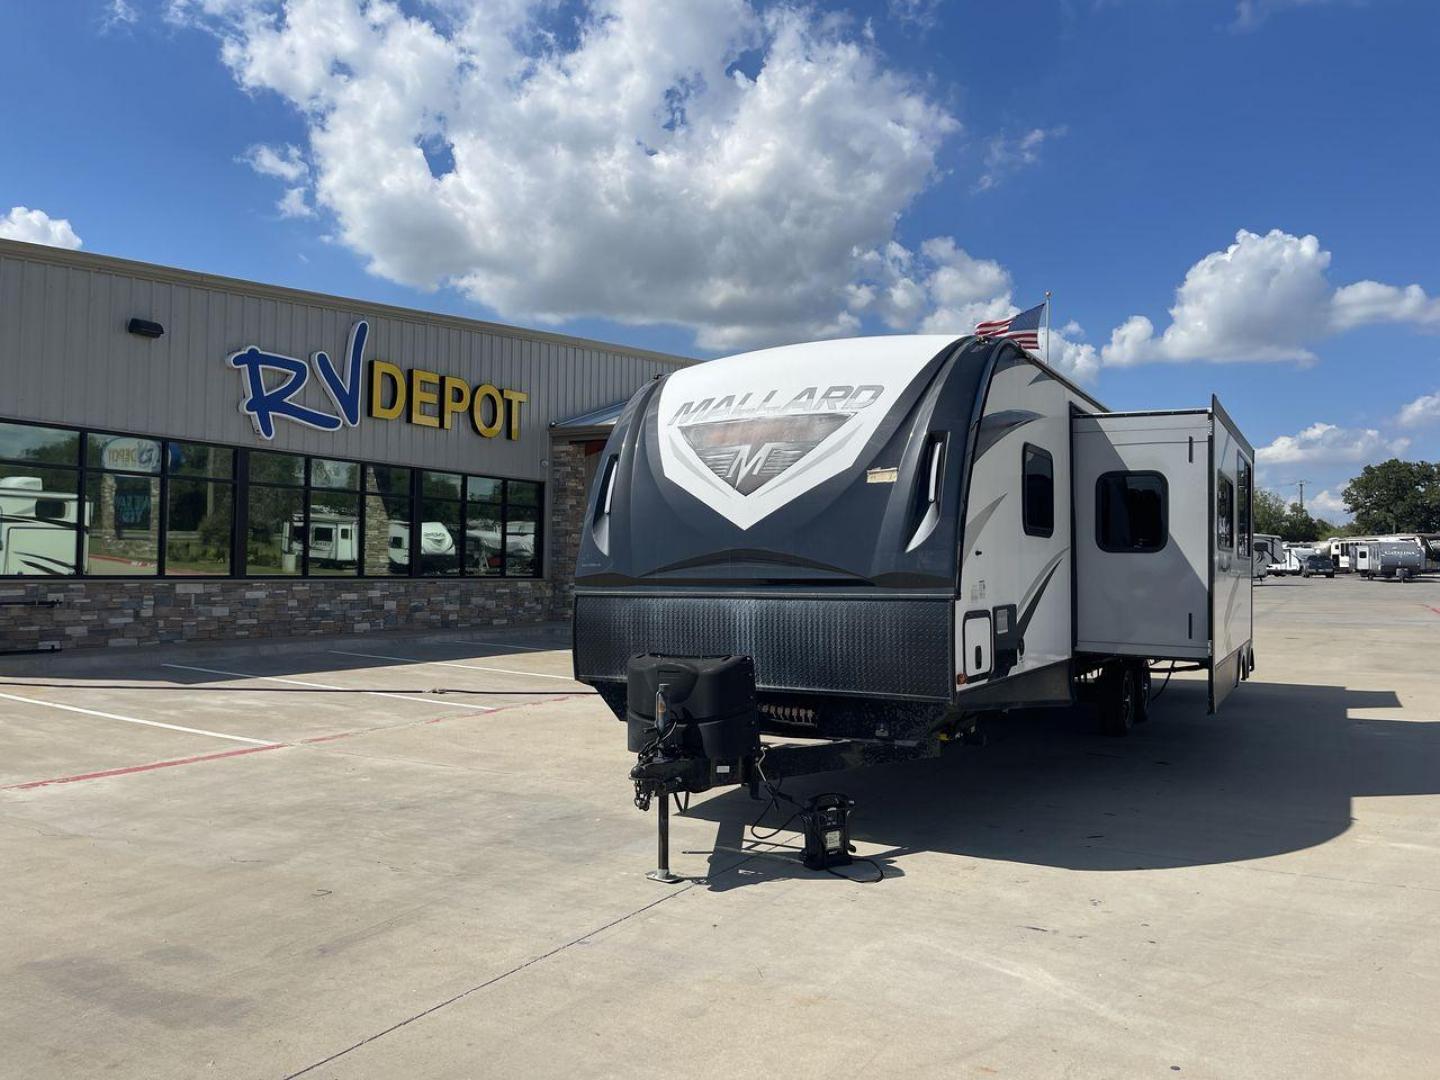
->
[[1134, 662, 1153, 724], [1098, 663, 1138, 737]]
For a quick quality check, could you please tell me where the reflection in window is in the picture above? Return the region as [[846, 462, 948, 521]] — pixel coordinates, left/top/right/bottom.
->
[[467, 477, 504, 576], [310, 457, 360, 491], [0, 467, 80, 575], [307, 491, 360, 576], [421, 471, 463, 577], [1217, 475, 1235, 551], [169, 441, 233, 480], [0, 421, 80, 466], [85, 473, 159, 576], [246, 486, 304, 575], [0, 423, 82, 577], [87, 434, 162, 474], [365, 466, 412, 576], [1097, 472, 1168, 553], [250, 449, 306, 486], [1022, 445, 1054, 538], [1236, 455, 1252, 559], [506, 481, 542, 577], [166, 479, 233, 575]]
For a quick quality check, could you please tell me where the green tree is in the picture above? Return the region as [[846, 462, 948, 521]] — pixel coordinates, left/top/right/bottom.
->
[[1254, 487, 1289, 536], [1278, 502, 1323, 543], [1341, 459, 1440, 533]]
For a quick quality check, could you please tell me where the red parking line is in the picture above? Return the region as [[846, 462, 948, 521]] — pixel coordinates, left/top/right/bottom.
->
[[3, 744, 286, 791]]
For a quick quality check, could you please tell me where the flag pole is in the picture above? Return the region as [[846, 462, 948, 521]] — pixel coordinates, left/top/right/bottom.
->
[[1044, 290, 1052, 366]]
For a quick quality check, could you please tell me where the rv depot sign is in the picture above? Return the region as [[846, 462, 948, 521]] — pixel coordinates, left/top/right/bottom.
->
[[229, 320, 527, 442]]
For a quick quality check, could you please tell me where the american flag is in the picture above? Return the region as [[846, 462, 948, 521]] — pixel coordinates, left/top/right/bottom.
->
[[975, 301, 1046, 351]]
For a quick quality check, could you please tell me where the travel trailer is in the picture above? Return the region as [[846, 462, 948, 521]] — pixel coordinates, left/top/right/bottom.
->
[[0, 476, 89, 575], [1354, 540, 1424, 581], [1252, 533, 1283, 578], [1323, 533, 1434, 573], [573, 335, 1256, 830]]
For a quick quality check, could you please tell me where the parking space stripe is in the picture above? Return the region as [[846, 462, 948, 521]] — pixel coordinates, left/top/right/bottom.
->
[[329, 649, 578, 682], [161, 663, 498, 711], [3, 744, 285, 791], [449, 640, 557, 651], [0, 691, 277, 745]]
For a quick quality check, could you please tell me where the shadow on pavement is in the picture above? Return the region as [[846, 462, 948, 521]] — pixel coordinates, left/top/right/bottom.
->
[[681, 678, 1426, 889]]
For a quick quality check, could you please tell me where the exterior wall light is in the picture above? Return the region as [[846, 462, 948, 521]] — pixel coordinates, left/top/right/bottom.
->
[[127, 318, 165, 339]]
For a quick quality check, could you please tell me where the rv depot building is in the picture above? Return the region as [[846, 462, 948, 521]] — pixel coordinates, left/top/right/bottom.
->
[[0, 239, 689, 652]]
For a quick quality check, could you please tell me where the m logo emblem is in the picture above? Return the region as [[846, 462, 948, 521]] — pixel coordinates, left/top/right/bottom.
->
[[678, 414, 849, 495]]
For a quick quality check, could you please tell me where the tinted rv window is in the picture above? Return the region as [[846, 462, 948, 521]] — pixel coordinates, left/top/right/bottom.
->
[[1022, 444, 1054, 538], [1236, 455, 1252, 558], [1217, 475, 1235, 551], [1096, 472, 1167, 553]]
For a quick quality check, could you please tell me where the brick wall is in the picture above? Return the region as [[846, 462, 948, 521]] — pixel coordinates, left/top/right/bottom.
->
[[0, 437, 597, 653]]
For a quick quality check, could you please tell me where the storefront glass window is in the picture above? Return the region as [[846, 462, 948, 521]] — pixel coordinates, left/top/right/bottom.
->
[[166, 479, 233, 575], [86, 434, 163, 474], [466, 476, 504, 576], [246, 485, 304, 575], [420, 471, 463, 577], [169, 442, 234, 480], [506, 481, 542, 578], [365, 465, 412, 576], [1, 418, 542, 580], [0, 421, 80, 466], [307, 491, 360, 576]]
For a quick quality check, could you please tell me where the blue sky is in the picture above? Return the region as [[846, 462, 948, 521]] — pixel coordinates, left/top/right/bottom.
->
[[3, 0, 1438, 517]]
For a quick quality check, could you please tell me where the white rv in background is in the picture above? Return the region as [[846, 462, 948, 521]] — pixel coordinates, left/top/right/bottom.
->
[[575, 334, 1257, 747], [1252, 533, 1283, 578], [0, 476, 88, 575]]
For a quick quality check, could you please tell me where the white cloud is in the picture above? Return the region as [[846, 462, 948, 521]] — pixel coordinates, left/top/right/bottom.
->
[[847, 237, 1098, 381], [0, 206, 83, 250], [1103, 229, 1440, 366], [1233, 0, 1347, 31], [276, 186, 314, 219], [977, 127, 1066, 192], [239, 143, 309, 184], [102, 0, 140, 31], [888, 0, 943, 30], [1256, 421, 1409, 467], [1397, 390, 1440, 428], [184, 0, 960, 352], [1307, 488, 1348, 517]]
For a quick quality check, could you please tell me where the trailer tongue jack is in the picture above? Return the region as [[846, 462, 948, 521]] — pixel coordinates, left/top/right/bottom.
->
[[625, 654, 939, 883]]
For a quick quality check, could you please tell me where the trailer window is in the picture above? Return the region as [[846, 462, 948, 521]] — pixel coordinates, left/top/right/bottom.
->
[[1217, 474, 1235, 551], [1236, 455, 1252, 558], [1096, 471, 1168, 553], [1022, 444, 1054, 538]]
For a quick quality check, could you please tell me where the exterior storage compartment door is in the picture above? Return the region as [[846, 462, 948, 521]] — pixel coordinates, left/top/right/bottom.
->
[[962, 610, 993, 680]]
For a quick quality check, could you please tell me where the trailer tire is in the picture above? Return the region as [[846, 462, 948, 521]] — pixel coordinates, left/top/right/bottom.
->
[[1134, 662, 1153, 724], [1098, 663, 1138, 737]]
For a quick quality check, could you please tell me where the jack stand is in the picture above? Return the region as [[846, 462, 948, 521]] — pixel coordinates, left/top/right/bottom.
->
[[646, 793, 683, 884]]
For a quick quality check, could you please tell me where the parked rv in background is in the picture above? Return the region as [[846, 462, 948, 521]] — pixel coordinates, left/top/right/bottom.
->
[[1252, 533, 1282, 578], [1355, 540, 1424, 581], [0, 476, 89, 575], [1323, 534, 1433, 573]]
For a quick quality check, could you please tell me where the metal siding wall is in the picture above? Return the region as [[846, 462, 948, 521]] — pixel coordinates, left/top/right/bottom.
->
[[0, 247, 687, 480]]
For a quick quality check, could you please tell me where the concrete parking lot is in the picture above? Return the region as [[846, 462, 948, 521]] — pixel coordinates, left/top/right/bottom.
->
[[2, 575, 1439, 1079]]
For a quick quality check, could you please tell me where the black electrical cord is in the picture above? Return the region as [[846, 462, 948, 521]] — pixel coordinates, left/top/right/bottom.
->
[[0, 680, 592, 696], [746, 753, 885, 883], [1146, 661, 1178, 704]]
